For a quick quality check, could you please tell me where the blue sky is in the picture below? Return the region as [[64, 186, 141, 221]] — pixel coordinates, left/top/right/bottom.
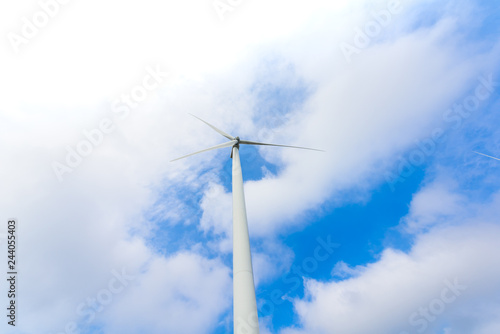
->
[[1, 0, 500, 334]]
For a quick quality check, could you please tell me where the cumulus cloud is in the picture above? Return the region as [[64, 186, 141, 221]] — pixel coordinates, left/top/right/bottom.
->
[[199, 0, 500, 242], [283, 186, 500, 334], [104, 252, 231, 334], [401, 180, 469, 233], [331, 260, 365, 279], [0, 0, 498, 333]]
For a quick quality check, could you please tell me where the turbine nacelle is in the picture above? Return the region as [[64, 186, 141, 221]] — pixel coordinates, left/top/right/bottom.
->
[[234, 136, 241, 146]]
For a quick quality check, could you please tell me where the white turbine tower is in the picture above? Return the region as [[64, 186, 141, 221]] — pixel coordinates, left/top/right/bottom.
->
[[172, 114, 323, 334]]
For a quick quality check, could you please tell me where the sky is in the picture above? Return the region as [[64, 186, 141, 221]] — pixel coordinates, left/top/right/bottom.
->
[[1, 0, 500, 333]]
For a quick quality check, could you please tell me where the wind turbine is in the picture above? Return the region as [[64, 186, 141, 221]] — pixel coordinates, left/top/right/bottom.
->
[[474, 151, 500, 161], [172, 114, 323, 334]]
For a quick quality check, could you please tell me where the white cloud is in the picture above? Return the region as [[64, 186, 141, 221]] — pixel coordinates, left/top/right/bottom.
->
[[331, 260, 365, 279], [282, 186, 500, 334], [0, 0, 499, 333], [104, 252, 231, 334], [402, 180, 468, 233], [252, 240, 295, 287], [199, 0, 500, 239]]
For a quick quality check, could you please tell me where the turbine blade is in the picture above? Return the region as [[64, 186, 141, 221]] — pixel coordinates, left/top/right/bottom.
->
[[189, 114, 235, 140], [171, 140, 238, 162], [239, 140, 324, 152], [474, 151, 500, 161]]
